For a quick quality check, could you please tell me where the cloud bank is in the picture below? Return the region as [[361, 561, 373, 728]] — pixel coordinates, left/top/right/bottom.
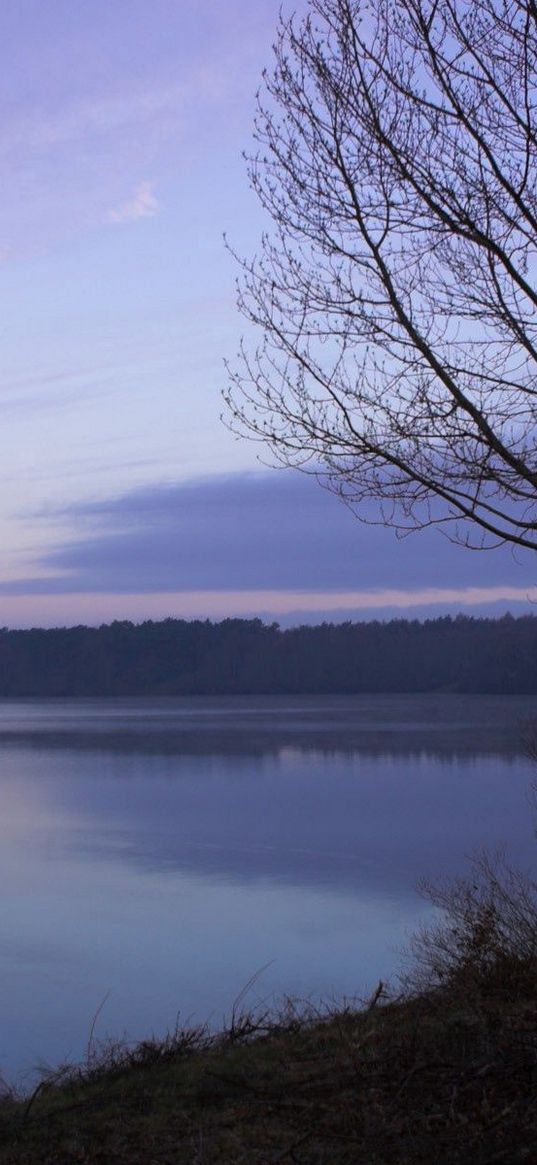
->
[[5, 472, 534, 611]]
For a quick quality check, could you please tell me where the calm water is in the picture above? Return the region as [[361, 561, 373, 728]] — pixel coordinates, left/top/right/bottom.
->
[[0, 692, 536, 1084]]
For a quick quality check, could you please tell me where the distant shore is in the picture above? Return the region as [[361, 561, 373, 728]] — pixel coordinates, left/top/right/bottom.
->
[[0, 612, 536, 696]]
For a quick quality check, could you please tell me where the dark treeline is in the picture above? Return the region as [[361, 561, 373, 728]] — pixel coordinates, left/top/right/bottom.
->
[[0, 612, 536, 695]]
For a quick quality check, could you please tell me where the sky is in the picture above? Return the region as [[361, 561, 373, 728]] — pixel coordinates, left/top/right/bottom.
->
[[0, 0, 535, 629]]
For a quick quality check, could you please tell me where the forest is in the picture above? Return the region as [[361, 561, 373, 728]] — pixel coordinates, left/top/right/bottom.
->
[[0, 612, 535, 696]]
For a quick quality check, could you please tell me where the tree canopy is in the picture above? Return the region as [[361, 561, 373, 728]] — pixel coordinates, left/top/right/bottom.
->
[[226, 0, 537, 551]]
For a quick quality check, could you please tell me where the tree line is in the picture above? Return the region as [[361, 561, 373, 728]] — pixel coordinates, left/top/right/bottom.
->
[[0, 614, 534, 696]]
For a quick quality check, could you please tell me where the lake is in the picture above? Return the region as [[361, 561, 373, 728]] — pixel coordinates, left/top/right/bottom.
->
[[0, 692, 536, 1085]]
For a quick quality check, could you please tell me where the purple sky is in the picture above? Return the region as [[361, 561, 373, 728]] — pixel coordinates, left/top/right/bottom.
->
[[0, 0, 535, 628]]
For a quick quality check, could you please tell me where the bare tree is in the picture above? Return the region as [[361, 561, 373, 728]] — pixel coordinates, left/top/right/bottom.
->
[[225, 0, 537, 550]]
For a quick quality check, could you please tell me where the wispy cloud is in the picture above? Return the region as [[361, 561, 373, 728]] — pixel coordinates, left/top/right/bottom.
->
[[0, 84, 180, 166], [108, 181, 159, 224]]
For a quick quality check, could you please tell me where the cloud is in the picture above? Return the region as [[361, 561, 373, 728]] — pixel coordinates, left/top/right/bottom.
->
[[3, 471, 534, 605], [108, 181, 159, 224]]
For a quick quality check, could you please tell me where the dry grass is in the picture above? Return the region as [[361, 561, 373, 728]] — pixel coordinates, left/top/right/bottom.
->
[[0, 984, 535, 1163]]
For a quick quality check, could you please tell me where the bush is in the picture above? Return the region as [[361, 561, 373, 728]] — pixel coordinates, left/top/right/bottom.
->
[[403, 848, 537, 1004]]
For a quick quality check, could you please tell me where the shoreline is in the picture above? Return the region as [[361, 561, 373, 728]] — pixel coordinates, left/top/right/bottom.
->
[[0, 983, 534, 1163]]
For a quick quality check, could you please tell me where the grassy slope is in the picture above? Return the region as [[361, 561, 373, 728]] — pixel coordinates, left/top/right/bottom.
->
[[0, 987, 536, 1165]]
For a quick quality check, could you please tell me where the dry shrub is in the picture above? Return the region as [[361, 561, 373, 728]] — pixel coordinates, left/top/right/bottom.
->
[[403, 848, 537, 1004]]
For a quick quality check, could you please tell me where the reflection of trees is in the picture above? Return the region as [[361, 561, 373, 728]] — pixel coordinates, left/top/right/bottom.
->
[[0, 723, 530, 761]]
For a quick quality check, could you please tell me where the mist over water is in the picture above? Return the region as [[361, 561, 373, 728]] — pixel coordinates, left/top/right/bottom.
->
[[0, 693, 535, 1084]]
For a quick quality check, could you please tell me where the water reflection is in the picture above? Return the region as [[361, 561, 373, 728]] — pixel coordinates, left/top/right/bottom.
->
[[0, 694, 535, 1083], [0, 692, 535, 757]]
